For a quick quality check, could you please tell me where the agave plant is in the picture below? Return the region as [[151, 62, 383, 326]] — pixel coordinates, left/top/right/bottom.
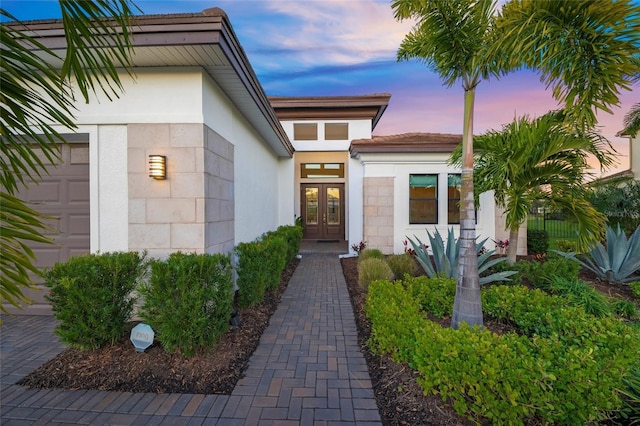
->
[[557, 224, 640, 285], [407, 228, 516, 285]]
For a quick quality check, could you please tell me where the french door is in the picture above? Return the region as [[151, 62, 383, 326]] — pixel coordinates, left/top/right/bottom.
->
[[301, 183, 345, 240]]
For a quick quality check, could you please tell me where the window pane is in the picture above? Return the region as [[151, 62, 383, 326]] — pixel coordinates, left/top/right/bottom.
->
[[410, 174, 438, 224], [325, 123, 348, 140], [326, 187, 340, 225], [448, 174, 461, 224], [294, 123, 318, 140], [410, 200, 438, 224], [305, 188, 318, 225], [301, 163, 344, 178]]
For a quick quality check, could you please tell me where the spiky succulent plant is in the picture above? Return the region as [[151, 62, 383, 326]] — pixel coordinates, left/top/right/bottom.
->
[[557, 225, 640, 285], [407, 227, 516, 285]]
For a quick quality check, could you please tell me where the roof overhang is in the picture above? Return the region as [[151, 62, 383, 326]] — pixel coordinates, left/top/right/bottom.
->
[[4, 8, 294, 157], [350, 132, 461, 157], [269, 94, 391, 131]]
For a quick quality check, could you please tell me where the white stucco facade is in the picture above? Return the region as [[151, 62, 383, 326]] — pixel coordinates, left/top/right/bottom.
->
[[67, 69, 293, 257], [351, 152, 498, 254]]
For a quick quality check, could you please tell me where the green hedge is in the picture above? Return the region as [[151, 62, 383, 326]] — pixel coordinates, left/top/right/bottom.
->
[[527, 229, 549, 255], [275, 224, 303, 263], [405, 276, 456, 318], [45, 251, 148, 350], [366, 280, 640, 424], [234, 224, 303, 307], [138, 252, 233, 357]]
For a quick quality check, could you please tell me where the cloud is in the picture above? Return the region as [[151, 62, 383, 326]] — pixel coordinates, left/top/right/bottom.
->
[[239, 0, 414, 71]]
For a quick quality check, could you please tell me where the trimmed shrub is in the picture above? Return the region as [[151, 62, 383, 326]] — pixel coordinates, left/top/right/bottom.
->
[[527, 229, 549, 255], [405, 276, 455, 318], [275, 224, 303, 263], [386, 253, 419, 280], [138, 252, 233, 357], [358, 248, 385, 263], [358, 258, 393, 290], [366, 280, 640, 424], [262, 234, 288, 291], [365, 279, 423, 363], [234, 225, 300, 307], [234, 241, 267, 307], [45, 251, 148, 350]]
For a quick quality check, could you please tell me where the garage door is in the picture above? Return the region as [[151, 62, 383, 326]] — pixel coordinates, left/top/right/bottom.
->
[[7, 142, 90, 314]]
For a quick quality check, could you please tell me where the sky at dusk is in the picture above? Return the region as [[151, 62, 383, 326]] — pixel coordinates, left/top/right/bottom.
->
[[4, 0, 639, 177]]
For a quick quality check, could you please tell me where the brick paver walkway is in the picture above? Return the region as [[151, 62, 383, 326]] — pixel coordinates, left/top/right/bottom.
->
[[0, 251, 382, 425]]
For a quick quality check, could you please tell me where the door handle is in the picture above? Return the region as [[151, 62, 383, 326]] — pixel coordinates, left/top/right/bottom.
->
[[323, 213, 326, 224]]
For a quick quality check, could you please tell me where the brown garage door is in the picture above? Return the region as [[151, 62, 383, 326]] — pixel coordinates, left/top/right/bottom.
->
[[8, 142, 90, 314]]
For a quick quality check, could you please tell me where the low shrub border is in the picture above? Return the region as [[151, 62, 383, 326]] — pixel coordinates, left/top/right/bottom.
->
[[365, 278, 640, 424], [234, 224, 303, 307]]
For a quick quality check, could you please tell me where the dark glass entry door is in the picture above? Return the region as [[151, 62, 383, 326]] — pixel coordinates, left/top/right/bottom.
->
[[301, 183, 345, 240]]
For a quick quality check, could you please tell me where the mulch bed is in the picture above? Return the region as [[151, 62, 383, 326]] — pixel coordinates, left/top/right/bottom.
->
[[17, 254, 639, 425], [18, 259, 299, 394], [340, 256, 472, 426]]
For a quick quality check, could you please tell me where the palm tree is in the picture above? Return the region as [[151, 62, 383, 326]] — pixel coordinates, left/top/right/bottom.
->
[[392, 0, 640, 329], [1, 1, 139, 315], [451, 111, 613, 263], [392, 0, 501, 329]]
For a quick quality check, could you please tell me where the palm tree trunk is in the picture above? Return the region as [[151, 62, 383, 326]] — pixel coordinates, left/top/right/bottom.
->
[[506, 228, 519, 264], [451, 86, 483, 329]]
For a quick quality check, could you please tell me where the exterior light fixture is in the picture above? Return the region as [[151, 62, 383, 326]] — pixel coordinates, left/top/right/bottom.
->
[[149, 155, 166, 180]]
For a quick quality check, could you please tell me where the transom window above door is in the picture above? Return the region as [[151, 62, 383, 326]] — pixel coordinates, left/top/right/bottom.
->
[[301, 163, 345, 178]]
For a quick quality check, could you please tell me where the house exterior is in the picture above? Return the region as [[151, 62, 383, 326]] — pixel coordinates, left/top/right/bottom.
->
[[629, 131, 640, 180], [5, 8, 516, 315], [594, 127, 640, 185]]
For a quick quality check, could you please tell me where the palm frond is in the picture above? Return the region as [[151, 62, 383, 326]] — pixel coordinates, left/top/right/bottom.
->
[[622, 102, 640, 136], [495, 0, 640, 128]]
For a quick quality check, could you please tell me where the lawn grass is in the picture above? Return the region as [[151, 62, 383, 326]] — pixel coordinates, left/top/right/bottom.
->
[[527, 218, 579, 250]]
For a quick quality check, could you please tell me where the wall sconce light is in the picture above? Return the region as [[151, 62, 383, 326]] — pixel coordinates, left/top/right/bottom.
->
[[149, 155, 166, 180]]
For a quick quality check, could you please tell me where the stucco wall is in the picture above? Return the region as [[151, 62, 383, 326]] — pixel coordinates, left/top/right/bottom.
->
[[202, 73, 290, 244], [353, 152, 498, 254], [493, 204, 528, 256], [67, 69, 290, 256], [281, 120, 372, 152]]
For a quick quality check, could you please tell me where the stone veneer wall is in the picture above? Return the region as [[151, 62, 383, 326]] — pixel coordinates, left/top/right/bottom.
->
[[128, 123, 234, 257], [204, 127, 234, 254], [363, 177, 394, 254]]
